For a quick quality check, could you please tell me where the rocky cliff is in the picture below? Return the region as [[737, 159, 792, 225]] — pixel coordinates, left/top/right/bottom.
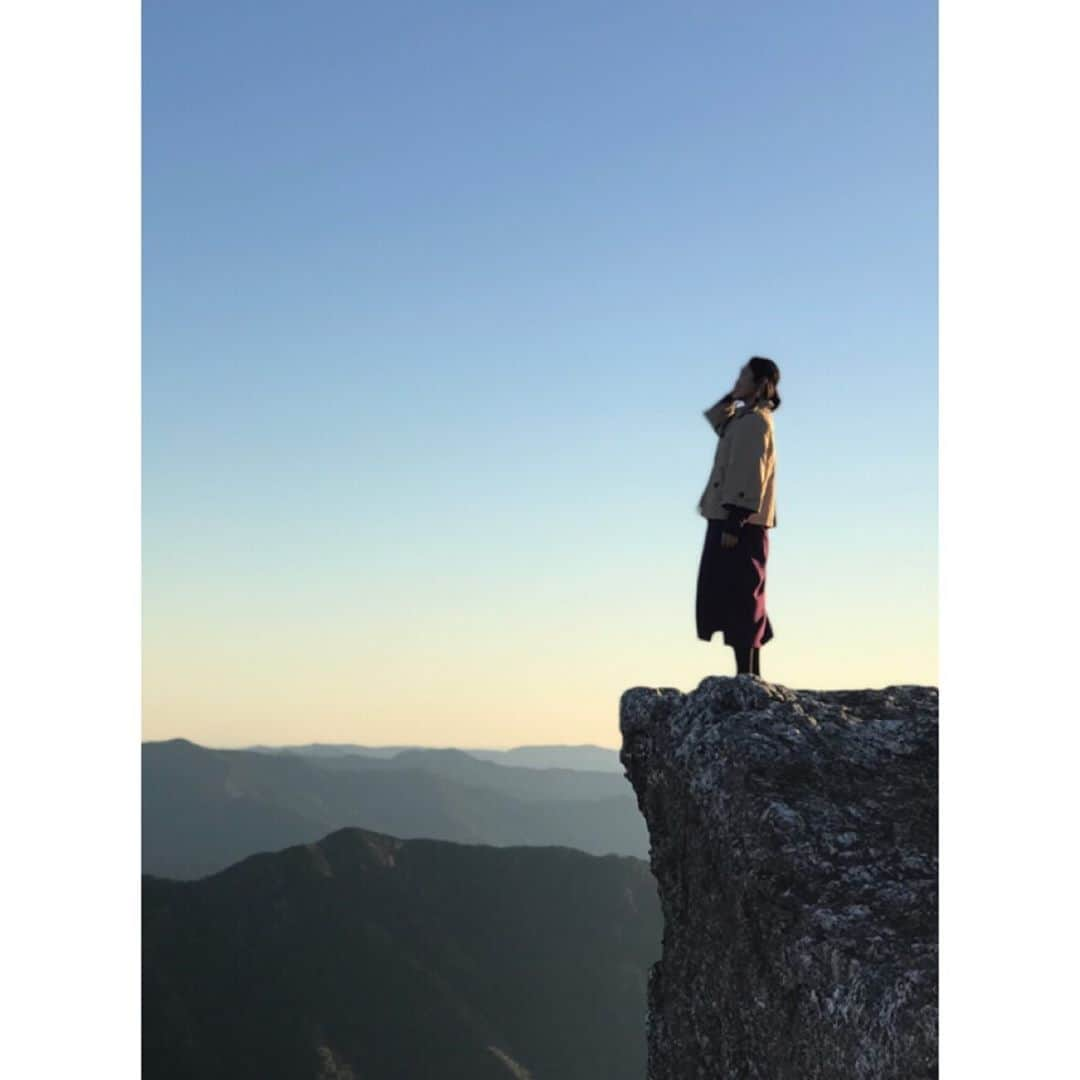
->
[[619, 676, 937, 1079]]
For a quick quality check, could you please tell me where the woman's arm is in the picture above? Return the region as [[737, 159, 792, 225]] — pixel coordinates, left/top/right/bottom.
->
[[723, 413, 770, 515], [703, 393, 737, 433]]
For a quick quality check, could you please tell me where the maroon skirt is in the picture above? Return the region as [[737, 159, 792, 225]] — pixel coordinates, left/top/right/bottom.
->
[[695, 520, 774, 647]]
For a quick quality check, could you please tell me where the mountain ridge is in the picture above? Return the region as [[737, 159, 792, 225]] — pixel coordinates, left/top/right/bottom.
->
[[236, 741, 623, 772], [143, 738, 647, 879]]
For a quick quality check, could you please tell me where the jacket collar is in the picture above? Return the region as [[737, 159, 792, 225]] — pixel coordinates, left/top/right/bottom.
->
[[718, 399, 769, 437]]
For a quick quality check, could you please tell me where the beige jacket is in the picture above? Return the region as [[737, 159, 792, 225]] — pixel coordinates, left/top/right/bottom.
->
[[696, 398, 778, 527]]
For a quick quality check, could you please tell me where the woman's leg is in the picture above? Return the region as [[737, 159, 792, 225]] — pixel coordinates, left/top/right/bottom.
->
[[731, 643, 753, 674], [729, 643, 762, 676]]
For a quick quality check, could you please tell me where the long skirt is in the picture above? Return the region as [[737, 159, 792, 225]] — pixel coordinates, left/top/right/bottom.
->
[[695, 520, 774, 647]]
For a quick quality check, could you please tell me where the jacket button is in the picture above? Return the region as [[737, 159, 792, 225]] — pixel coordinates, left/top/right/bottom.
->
[[712, 482, 719, 488]]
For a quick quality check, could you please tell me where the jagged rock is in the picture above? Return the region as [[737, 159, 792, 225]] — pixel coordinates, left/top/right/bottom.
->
[[619, 675, 938, 1079]]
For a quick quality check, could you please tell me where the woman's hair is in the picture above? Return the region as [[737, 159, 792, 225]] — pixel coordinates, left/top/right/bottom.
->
[[748, 355, 781, 410]]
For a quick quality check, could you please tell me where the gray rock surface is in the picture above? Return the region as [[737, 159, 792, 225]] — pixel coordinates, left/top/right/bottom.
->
[[619, 675, 938, 1079]]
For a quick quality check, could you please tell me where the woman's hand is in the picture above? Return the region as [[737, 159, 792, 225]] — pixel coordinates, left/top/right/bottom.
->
[[719, 504, 751, 547]]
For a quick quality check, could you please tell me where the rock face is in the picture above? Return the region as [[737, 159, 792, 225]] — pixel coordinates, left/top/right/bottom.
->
[[619, 676, 938, 1080]]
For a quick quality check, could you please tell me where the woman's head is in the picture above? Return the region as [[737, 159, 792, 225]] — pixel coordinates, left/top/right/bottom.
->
[[733, 356, 781, 410]]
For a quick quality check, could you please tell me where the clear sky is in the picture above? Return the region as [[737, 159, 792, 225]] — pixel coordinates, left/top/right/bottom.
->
[[143, 0, 937, 750]]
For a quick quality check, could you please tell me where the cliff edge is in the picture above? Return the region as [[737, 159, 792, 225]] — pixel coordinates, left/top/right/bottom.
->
[[619, 675, 938, 1079]]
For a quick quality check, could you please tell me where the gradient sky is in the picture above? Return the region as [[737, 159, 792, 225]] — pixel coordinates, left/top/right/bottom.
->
[[143, 0, 937, 750]]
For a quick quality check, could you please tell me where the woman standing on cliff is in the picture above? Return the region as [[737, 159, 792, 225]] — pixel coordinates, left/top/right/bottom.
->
[[695, 356, 781, 677]]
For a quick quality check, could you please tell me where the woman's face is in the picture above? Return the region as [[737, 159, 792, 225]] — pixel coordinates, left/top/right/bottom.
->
[[733, 364, 756, 400]]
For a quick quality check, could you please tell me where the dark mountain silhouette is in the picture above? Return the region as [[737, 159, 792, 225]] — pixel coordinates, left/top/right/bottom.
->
[[143, 827, 661, 1079], [143, 739, 647, 879]]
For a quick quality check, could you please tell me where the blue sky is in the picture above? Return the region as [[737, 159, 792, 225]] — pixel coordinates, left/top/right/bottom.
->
[[143, 0, 937, 748]]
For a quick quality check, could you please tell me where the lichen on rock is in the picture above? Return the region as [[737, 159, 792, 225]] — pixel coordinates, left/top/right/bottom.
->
[[619, 675, 937, 1079]]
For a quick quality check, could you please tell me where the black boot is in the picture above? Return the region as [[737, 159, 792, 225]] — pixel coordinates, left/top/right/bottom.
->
[[732, 643, 753, 675], [751, 647, 761, 677]]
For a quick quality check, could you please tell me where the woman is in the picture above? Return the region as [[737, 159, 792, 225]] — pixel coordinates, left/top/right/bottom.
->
[[695, 356, 781, 677]]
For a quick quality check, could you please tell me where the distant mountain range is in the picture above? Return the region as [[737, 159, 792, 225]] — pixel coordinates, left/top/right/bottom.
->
[[143, 827, 661, 1079], [244, 742, 624, 773], [143, 739, 647, 879]]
